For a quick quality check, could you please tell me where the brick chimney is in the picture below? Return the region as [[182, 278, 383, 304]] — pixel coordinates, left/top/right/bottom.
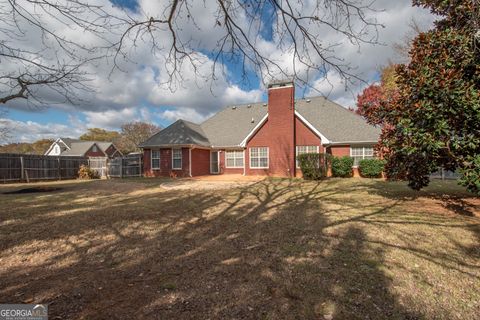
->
[[267, 80, 295, 176]]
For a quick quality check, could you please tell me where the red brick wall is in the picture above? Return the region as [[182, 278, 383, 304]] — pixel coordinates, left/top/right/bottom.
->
[[327, 145, 350, 157], [143, 147, 191, 177], [191, 148, 210, 176], [295, 117, 323, 177], [245, 85, 295, 176], [220, 150, 244, 175]]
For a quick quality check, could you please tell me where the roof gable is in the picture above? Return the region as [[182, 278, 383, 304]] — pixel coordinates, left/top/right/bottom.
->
[[201, 103, 268, 147], [140, 120, 210, 148]]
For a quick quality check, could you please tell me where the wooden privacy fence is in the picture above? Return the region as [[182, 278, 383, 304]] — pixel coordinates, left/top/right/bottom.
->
[[0, 153, 88, 182], [107, 154, 143, 178]]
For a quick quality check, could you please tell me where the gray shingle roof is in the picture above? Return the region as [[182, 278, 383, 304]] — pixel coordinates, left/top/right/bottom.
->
[[140, 120, 210, 148], [140, 96, 380, 148], [295, 96, 381, 143], [61, 142, 104, 156], [59, 137, 82, 148], [201, 103, 268, 147]]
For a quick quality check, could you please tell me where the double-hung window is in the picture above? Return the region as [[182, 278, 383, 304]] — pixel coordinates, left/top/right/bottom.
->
[[296, 145, 319, 168], [351, 146, 374, 166], [151, 150, 160, 169], [250, 147, 269, 169], [225, 150, 244, 168], [172, 148, 182, 169]]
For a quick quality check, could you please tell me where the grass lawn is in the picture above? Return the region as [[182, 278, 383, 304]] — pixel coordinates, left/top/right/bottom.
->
[[0, 178, 479, 319]]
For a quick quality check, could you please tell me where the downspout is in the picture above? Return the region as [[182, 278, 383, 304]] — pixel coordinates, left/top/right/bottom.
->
[[189, 147, 192, 177], [243, 148, 246, 176]]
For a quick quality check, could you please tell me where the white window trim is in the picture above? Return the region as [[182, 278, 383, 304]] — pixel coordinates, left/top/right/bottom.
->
[[350, 146, 374, 167], [172, 148, 182, 170], [151, 149, 161, 170], [249, 147, 269, 169], [295, 145, 320, 168], [225, 150, 245, 168]]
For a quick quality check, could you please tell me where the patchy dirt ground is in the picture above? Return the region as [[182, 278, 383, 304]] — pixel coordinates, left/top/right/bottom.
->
[[0, 178, 479, 319]]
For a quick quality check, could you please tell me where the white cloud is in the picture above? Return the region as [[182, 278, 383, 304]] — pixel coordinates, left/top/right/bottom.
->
[[83, 107, 157, 129], [1, 0, 438, 142], [159, 108, 209, 123], [0, 117, 86, 143]]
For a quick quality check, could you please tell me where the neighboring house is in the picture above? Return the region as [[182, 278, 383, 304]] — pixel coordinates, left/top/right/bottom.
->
[[140, 80, 381, 177], [45, 138, 122, 158]]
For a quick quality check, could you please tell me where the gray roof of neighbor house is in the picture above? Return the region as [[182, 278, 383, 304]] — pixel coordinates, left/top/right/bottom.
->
[[141, 96, 381, 148], [140, 119, 210, 148], [61, 141, 105, 156], [59, 137, 82, 148]]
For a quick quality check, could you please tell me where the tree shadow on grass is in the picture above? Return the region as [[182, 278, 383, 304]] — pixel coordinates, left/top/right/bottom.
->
[[0, 178, 476, 319], [367, 179, 479, 217]]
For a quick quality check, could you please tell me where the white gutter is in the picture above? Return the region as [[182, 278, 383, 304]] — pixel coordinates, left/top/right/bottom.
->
[[189, 147, 192, 177], [243, 149, 246, 176], [294, 111, 331, 145]]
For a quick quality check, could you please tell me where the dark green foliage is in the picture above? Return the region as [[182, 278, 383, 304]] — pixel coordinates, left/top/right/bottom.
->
[[331, 156, 354, 178], [297, 153, 331, 180], [363, 0, 480, 194], [359, 159, 386, 178], [459, 155, 480, 195]]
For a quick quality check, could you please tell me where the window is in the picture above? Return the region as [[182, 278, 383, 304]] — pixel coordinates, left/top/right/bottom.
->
[[92, 145, 98, 152], [250, 147, 269, 168], [172, 148, 182, 169], [151, 150, 160, 169], [225, 150, 244, 168], [351, 146, 374, 166], [296, 145, 319, 168]]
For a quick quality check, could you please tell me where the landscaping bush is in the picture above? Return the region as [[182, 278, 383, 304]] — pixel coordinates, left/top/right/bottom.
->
[[331, 156, 354, 177], [297, 153, 331, 180], [78, 164, 99, 179], [358, 158, 386, 178]]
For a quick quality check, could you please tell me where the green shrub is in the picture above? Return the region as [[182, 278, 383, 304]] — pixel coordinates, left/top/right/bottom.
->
[[78, 164, 99, 179], [358, 158, 385, 178], [297, 153, 331, 180], [331, 156, 354, 177]]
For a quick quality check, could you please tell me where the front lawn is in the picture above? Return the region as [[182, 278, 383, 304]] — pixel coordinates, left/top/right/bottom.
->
[[0, 178, 478, 319]]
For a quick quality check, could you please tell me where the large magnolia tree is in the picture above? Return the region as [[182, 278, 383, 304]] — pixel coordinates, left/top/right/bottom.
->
[[360, 0, 480, 194]]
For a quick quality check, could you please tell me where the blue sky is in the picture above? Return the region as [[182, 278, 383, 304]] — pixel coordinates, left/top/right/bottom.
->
[[1, 0, 436, 143]]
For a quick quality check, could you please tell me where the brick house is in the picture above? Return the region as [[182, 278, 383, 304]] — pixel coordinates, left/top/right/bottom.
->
[[45, 138, 122, 158], [140, 81, 380, 177]]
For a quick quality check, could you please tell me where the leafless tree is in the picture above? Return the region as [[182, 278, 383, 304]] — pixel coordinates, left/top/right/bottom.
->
[[392, 18, 425, 63], [113, 0, 382, 90], [0, 0, 112, 105], [1, 0, 382, 106]]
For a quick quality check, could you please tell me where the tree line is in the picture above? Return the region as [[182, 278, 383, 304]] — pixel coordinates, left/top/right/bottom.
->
[[0, 121, 161, 155]]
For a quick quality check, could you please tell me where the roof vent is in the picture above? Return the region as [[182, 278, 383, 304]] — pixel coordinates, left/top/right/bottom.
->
[[232, 106, 237, 109], [306, 99, 311, 103], [251, 117, 255, 123]]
